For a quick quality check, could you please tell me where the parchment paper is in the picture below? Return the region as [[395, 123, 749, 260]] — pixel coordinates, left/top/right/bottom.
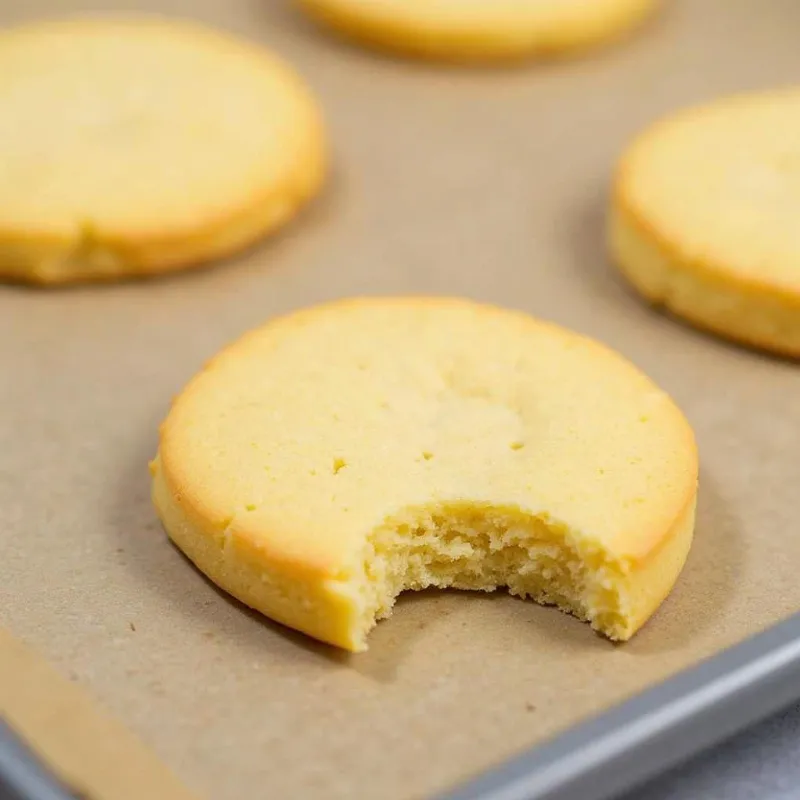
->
[[0, 628, 197, 800], [2, 1, 800, 798]]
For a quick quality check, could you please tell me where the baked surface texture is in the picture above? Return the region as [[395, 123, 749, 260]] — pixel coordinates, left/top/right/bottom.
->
[[611, 88, 800, 357], [295, 0, 657, 63], [151, 297, 698, 652], [0, 16, 326, 284]]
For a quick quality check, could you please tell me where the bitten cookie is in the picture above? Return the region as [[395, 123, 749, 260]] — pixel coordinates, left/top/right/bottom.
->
[[610, 89, 800, 357], [295, 0, 657, 63], [0, 17, 326, 284], [151, 297, 698, 652]]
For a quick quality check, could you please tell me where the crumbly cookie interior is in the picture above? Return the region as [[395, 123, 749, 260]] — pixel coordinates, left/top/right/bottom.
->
[[348, 504, 627, 650]]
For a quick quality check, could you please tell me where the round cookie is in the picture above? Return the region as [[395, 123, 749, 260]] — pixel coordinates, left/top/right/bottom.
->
[[151, 297, 698, 652], [295, 0, 658, 63], [0, 17, 326, 285], [610, 89, 800, 357]]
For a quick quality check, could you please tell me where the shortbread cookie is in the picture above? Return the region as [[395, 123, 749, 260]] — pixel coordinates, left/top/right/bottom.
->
[[0, 17, 326, 284], [295, 0, 657, 63], [611, 89, 800, 357], [151, 297, 698, 652]]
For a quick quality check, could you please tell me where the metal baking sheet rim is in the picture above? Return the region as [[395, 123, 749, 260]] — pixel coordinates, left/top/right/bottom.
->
[[438, 611, 800, 800], [4, 613, 800, 800]]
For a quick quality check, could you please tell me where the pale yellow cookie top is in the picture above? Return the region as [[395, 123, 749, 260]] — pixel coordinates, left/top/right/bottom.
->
[[0, 16, 323, 244], [617, 88, 800, 296], [297, 0, 657, 60], [159, 297, 697, 580]]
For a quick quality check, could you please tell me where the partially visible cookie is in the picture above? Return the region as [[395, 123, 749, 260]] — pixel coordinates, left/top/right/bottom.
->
[[0, 17, 326, 285], [151, 297, 698, 652], [295, 0, 657, 63], [610, 89, 800, 357]]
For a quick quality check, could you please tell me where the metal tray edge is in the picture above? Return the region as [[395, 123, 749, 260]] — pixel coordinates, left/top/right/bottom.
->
[[437, 612, 800, 800]]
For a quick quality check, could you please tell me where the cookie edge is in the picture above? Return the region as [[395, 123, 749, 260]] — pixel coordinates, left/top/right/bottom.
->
[[150, 296, 698, 651], [610, 146, 800, 357], [294, 0, 658, 63], [0, 15, 328, 285]]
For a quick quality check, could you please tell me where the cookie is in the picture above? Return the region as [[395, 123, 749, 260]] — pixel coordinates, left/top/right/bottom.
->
[[610, 89, 800, 357], [0, 17, 326, 285], [295, 0, 657, 63], [151, 297, 698, 652]]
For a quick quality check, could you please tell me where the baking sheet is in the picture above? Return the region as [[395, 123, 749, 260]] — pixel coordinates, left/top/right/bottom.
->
[[443, 611, 800, 800], [2, 1, 800, 798], [0, 629, 196, 800]]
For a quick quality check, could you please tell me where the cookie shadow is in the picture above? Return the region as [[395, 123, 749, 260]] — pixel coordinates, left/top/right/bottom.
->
[[377, 467, 743, 661], [264, 0, 666, 80], [0, 155, 338, 296], [625, 468, 745, 655], [109, 427, 526, 684], [108, 421, 608, 685], [108, 419, 353, 672]]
